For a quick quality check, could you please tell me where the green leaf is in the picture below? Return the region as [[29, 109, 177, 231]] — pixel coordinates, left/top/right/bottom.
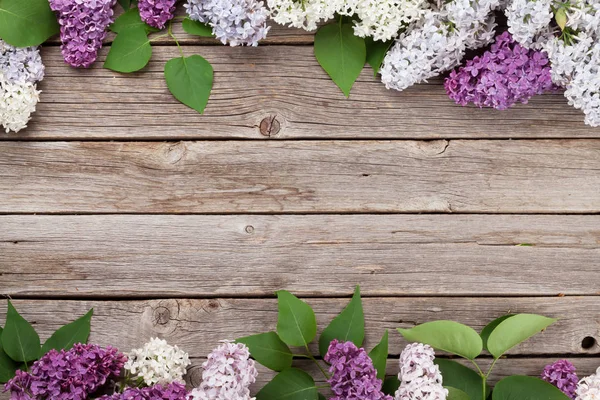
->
[[182, 18, 214, 37], [276, 291, 317, 347], [41, 309, 93, 354], [314, 22, 366, 97], [369, 330, 388, 380], [110, 8, 158, 34], [104, 25, 152, 73], [365, 37, 393, 77], [447, 387, 471, 400], [0, 0, 60, 47], [1, 301, 41, 362], [164, 55, 214, 114], [256, 368, 318, 400], [436, 359, 488, 400], [382, 376, 400, 396], [319, 286, 364, 357], [118, 0, 132, 9], [0, 348, 18, 384], [492, 376, 570, 400], [480, 315, 514, 352], [555, 8, 567, 30], [487, 314, 556, 359], [237, 331, 293, 371], [398, 321, 482, 360], [318, 394, 327, 400]]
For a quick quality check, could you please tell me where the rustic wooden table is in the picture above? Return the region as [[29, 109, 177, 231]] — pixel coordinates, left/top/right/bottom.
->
[[1, 10, 600, 395]]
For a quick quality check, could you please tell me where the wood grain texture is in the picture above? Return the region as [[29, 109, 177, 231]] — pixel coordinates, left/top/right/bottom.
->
[[1, 140, 599, 214], [1, 298, 599, 358], [1, 215, 599, 297], [4, 46, 599, 140]]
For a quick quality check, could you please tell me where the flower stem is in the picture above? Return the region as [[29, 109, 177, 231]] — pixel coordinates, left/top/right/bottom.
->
[[305, 345, 330, 380]]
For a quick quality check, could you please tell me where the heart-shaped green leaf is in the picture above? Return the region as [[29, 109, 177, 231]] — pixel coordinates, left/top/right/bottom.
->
[[276, 291, 317, 348], [365, 38, 393, 77], [492, 376, 570, 400], [382, 376, 400, 396], [398, 321, 482, 360], [104, 25, 152, 73], [446, 387, 471, 400], [237, 331, 293, 371], [436, 359, 488, 400], [256, 368, 318, 400], [1, 301, 40, 363], [487, 314, 556, 359], [182, 18, 213, 37], [369, 330, 388, 380], [314, 22, 366, 97], [0, 0, 60, 47], [480, 314, 514, 352], [164, 55, 214, 114], [42, 309, 93, 354], [110, 8, 158, 34], [319, 286, 364, 357]]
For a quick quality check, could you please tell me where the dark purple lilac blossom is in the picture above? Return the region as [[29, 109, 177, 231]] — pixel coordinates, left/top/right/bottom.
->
[[49, 0, 117, 68], [138, 0, 177, 29], [324, 340, 392, 400], [541, 359, 578, 399], [99, 382, 190, 399], [4, 343, 126, 400], [445, 31, 555, 110]]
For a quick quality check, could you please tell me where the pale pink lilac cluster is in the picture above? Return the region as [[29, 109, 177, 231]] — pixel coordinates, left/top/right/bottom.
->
[[445, 31, 555, 109], [49, 0, 117, 68], [99, 382, 190, 400], [185, 0, 270, 46], [576, 367, 600, 400], [0, 40, 44, 133], [541, 360, 578, 399], [395, 343, 447, 400], [324, 340, 392, 400], [188, 341, 258, 400], [138, 0, 177, 29], [4, 344, 126, 400]]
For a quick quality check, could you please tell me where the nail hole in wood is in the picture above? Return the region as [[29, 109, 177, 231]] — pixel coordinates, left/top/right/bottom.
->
[[582, 336, 596, 349]]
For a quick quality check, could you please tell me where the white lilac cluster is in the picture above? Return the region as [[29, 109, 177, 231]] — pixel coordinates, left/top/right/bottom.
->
[[395, 343, 448, 400], [124, 337, 191, 386], [380, 0, 499, 92], [266, 0, 347, 31], [185, 0, 270, 46], [506, 0, 554, 48], [350, 0, 426, 41], [576, 367, 600, 400], [189, 341, 258, 400], [0, 40, 44, 133]]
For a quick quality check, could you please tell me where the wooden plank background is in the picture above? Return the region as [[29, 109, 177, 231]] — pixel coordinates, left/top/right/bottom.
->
[[1, 6, 600, 398]]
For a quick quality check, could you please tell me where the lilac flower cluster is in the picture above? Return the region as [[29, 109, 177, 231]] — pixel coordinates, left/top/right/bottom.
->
[[4, 343, 126, 400], [185, 0, 270, 46], [138, 0, 177, 29], [0, 41, 44, 84], [395, 343, 447, 400], [49, 0, 117, 68], [541, 360, 578, 399], [324, 340, 392, 400], [100, 382, 190, 400], [445, 31, 555, 110]]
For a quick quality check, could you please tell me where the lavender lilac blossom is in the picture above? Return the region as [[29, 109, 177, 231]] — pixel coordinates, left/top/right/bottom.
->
[[324, 340, 392, 400], [541, 360, 578, 399], [49, 0, 117, 68], [445, 31, 555, 110], [138, 0, 177, 29], [0, 41, 44, 85], [4, 343, 126, 400], [99, 382, 190, 400], [185, 0, 270, 46], [395, 343, 447, 400]]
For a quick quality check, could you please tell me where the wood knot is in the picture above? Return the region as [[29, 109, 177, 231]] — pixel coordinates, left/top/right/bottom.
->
[[245, 225, 254, 234], [259, 116, 280, 137], [153, 306, 171, 326], [207, 300, 220, 310]]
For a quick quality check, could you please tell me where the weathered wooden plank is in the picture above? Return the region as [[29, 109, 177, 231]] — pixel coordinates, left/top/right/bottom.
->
[[1, 298, 599, 358], [1, 140, 599, 214], [1, 215, 599, 297], [5, 46, 599, 140]]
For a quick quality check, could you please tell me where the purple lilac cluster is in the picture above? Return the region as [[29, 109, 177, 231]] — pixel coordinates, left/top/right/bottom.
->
[[4, 343, 126, 400], [138, 0, 177, 29], [49, 0, 117, 68], [445, 31, 555, 110], [324, 340, 392, 400], [541, 360, 578, 399], [99, 382, 190, 400]]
